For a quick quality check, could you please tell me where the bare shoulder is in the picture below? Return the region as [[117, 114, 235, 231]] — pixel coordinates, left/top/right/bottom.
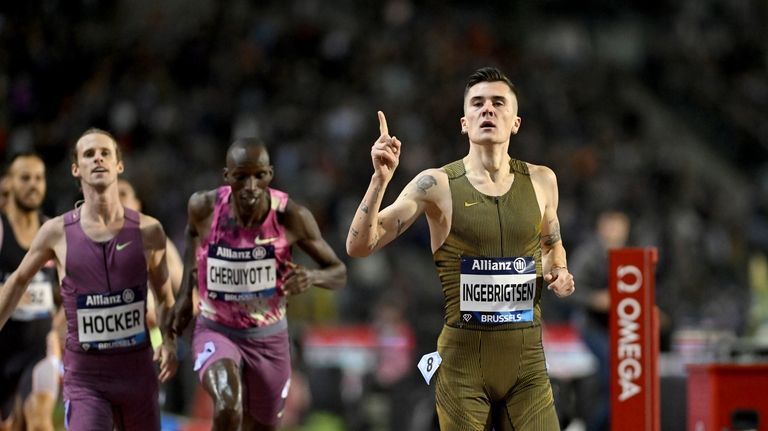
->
[[40, 215, 65, 233], [526, 163, 557, 187], [188, 189, 217, 221], [526, 163, 559, 214], [36, 216, 66, 246], [282, 198, 317, 236], [416, 168, 448, 186], [410, 168, 449, 198], [284, 198, 310, 219]]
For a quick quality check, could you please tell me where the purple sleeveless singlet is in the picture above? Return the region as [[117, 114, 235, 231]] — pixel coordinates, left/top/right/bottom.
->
[[60, 207, 159, 431]]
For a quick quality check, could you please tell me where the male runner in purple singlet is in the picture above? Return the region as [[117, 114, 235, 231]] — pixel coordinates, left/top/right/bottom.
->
[[0, 129, 178, 431]]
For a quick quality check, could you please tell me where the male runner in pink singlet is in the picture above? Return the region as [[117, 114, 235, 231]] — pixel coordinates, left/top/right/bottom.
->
[[0, 129, 178, 431], [171, 138, 347, 431]]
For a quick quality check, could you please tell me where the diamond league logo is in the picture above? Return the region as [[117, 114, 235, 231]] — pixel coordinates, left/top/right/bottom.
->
[[252, 246, 267, 259], [122, 288, 135, 303], [513, 258, 527, 272], [463, 313, 472, 322]]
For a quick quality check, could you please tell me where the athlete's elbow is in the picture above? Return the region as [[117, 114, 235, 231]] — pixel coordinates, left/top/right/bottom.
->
[[346, 244, 367, 258], [346, 241, 371, 258]]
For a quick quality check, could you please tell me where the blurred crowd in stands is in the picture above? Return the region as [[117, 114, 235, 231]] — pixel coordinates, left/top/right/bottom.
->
[[1, 0, 767, 429]]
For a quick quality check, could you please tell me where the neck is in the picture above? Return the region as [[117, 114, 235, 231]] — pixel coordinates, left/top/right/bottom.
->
[[465, 140, 511, 182], [231, 198, 269, 229], [80, 185, 124, 224], [5, 203, 40, 229]]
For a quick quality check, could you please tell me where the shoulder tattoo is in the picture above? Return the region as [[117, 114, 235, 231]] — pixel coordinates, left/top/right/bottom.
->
[[416, 175, 437, 194]]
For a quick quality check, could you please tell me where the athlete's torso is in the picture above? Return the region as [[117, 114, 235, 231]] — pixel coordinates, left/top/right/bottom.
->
[[197, 186, 292, 329], [61, 207, 150, 355], [0, 213, 57, 322], [433, 159, 544, 330]]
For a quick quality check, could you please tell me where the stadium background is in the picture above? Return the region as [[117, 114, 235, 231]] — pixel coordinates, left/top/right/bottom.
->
[[1, 0, 767, 429]]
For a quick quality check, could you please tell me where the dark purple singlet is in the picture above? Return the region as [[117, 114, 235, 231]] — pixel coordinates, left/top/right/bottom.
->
[[60, 207, 160, 431]]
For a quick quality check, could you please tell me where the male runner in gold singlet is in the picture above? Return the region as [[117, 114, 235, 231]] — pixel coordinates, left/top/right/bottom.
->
[[346, 67, 575, 430]]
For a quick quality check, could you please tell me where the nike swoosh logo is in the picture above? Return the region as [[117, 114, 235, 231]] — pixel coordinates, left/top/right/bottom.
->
[[464, 201, 482, 207], [116, 241, 132, 251], [254, 236, 278, 245]]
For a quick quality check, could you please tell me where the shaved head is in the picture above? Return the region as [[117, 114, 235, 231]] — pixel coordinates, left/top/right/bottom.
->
[[226, 138, 270, 168], [223, 137, 273, 213]]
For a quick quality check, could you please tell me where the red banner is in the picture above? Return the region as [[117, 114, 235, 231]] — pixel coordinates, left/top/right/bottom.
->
[[609, 248, 660, 431]]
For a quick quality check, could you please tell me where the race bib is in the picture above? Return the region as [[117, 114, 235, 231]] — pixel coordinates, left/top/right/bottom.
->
[[206, 244, 277, 301], [12, 274, 55, 321], [459, 256, 536, 324], [76, 288, 146, 351], [417, 351, 442, 385]]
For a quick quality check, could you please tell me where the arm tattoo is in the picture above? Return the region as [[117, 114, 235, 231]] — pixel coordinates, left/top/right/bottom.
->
[[542, 220, 562, 246], [396, 218, 404, 236], [351, 228, 359, 237], [416, 175, 437, 194], [361, 187, 380, 214]]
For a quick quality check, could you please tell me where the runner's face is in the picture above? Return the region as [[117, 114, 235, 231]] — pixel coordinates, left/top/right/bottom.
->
[[224, 147, 273, 212], [9, 156, 46, 212], [461, 81, 521, 144], [72, 133, 124, 188]]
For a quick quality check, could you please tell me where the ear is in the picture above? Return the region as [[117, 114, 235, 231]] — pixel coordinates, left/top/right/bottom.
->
[[460, 117, 468, 135], [511, 116, 522, 135], [222, 167, 229, 182], [71, 163, 80, 179], [116, 160, 125, 174]]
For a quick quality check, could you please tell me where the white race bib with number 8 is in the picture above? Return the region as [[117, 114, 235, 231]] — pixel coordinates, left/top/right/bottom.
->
[[417, 351, 442, 385]]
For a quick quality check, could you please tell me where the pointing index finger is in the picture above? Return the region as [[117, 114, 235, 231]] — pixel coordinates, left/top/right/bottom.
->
[[378, 111, 389, 136]]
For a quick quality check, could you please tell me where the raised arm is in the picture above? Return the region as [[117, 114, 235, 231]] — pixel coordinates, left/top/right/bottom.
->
[[534, 165, 575, 298], [281, 200, 347, 295], [141, 214, 178, 382], [0, 218, 61, 329], [346, 111, 436, 257]]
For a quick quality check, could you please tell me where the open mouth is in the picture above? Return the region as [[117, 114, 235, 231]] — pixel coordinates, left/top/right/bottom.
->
[[480, 120, 496, 129], [239, 193, 260, 205]]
